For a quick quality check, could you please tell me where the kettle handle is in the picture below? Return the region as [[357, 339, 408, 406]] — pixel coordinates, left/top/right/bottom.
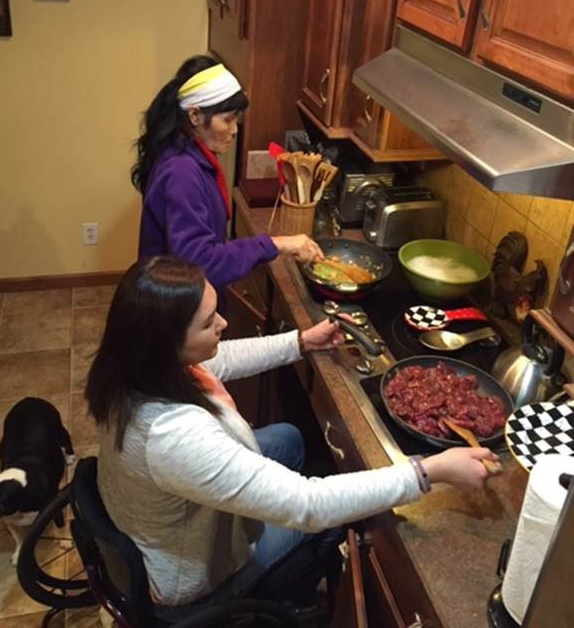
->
[[522, 314, 565, 376]]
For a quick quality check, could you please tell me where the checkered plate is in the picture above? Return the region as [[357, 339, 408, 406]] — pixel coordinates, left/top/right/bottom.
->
[[505, 402, 574, 471]]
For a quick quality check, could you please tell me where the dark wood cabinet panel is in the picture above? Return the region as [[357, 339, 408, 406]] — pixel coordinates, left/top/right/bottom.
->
[[396, 0, 480, 51], [300, 0, 346, 127], [472, 0, 574, 102], [209, 0, 310, 179], [331, 530, 368, 628], [223, 285, 266, 426]]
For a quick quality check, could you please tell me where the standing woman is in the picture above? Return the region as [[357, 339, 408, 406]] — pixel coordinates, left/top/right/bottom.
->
[[132, 55, 322, 306]]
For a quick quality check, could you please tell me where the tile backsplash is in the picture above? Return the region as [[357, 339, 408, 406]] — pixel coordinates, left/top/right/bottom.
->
[[418, 163, 574, 307]]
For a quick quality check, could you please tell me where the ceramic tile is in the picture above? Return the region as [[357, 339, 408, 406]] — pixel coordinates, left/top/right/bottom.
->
[[3, 289, 71, 317], [71, 307, 108, 392], [0, 350, 70, 401], [0, 394, 70, 443], [461, 222, 489, 256], [529, 197, 572, 241], [0, 611, 65, 627], [65, 606, 103, 627], [498, 193, 532, 217], [466, 183, 498, 238], [0, 519, 67, 618], [0, 308, 71, 354], [72, 307, 108, 349], [489, 199, 527, 249], [445, 209, 465, 243], [70, 393, 98, 450], [443, 166, 473, 218], [73, 285, 117, 309], [523, 221, 562, 308], [560, 204, 574, 247]]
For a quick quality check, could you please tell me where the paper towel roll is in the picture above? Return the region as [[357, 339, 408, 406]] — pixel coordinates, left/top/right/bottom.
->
[[502, 454, 574, 624]]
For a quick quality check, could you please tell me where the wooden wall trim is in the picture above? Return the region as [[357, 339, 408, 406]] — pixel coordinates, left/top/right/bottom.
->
[[0, 271, 123, 293]]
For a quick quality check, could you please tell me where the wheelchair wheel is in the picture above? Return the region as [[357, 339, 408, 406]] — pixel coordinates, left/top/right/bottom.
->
[[17, 483, 96, 610]]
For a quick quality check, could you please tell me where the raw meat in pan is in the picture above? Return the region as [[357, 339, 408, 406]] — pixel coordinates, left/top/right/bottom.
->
[[383, 361, 506, 439]]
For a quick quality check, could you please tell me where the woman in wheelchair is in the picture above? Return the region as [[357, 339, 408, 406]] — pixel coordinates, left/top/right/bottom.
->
[[84, 255, 499, 622]]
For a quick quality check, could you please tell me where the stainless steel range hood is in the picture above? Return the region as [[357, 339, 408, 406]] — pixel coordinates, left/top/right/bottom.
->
[[353, 27, 574, 200]]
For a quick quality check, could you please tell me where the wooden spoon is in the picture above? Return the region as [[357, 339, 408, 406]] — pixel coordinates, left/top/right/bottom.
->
[[443, 419, 503, 475], [278, 154, 299, 203]]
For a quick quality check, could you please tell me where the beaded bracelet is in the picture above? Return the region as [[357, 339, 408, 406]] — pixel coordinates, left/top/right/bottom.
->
[[409, 455, 431, 493]]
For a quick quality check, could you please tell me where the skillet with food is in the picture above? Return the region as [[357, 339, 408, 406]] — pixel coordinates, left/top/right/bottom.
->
[[300, 238, 393, 298], [380, 356, 514, 449]]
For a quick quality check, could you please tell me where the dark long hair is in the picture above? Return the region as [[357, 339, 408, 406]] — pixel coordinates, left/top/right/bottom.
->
[[131, 55, 249, 193], [85, 256, 220, 451]]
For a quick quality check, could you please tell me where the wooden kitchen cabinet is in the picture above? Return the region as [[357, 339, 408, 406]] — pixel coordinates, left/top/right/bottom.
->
[[208, 0, 310, 179], [472, 0, 574, 103], [298, 0, 443, 161], [395, 0, 480, 51], [331, 530, 368, 628]]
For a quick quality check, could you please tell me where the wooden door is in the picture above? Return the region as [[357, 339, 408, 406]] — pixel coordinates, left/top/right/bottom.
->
[[330, 530, 368, 628], [396, 0, 480, 51], [473, 0, 574, 102], [300, 0, 346, 126]]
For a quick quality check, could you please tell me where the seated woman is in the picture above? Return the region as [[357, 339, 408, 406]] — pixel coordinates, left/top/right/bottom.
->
[[132, 55, 323, 310], [85, 256, 499, 620]]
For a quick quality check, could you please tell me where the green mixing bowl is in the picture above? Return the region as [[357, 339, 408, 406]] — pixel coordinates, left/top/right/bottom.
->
[[398, 239, 490, 302]]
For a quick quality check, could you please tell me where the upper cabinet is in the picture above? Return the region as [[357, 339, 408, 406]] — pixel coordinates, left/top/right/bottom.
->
[[298, 0, 444, 162], [300, 0, 347, 130], [472, 0, 574, 103], [396, 0, 480, 51], [395, 0, 573, 102]]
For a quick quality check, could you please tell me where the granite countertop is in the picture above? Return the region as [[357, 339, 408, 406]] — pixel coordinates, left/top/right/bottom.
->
[[233, 189, 528, 627]]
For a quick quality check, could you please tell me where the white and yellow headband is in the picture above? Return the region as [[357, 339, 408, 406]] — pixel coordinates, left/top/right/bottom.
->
[[177, 64, 242, 110]]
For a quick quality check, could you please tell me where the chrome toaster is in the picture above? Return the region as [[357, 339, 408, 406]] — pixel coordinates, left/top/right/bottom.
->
[[362, 186, 445, 250]]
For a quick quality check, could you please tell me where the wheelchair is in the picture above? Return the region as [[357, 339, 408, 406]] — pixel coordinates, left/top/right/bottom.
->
[[16, 457, 315, 627]]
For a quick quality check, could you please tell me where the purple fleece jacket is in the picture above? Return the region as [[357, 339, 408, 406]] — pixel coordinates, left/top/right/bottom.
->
[[138, 142, 278, 289]]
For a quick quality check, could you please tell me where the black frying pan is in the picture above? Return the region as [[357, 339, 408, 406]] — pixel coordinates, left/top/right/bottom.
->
[[380, 356, 514, 449], [300, 238, 393, 299]]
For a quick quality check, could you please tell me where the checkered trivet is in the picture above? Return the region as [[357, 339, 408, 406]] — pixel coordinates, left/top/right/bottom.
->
[[404, 305, 447, 330], [505, 402, 574, 471]]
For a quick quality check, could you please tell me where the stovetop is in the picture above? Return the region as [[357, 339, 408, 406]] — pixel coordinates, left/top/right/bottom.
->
[[300, 254, 509, 457]]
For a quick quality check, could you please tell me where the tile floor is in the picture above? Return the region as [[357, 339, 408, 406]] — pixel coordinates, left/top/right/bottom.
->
[[0, 285, 116, 627]]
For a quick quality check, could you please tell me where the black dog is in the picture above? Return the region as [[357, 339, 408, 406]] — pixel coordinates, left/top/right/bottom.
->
[[0, 397, 74, 564]]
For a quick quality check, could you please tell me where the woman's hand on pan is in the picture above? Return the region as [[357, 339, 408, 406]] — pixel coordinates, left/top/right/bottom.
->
[[421, 447, 501, 490], [299, 316, 350, 353], [271, 235, 324, 263]]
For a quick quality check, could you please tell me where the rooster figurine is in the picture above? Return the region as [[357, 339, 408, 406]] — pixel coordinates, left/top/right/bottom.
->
[[491, 231, 547, 323]]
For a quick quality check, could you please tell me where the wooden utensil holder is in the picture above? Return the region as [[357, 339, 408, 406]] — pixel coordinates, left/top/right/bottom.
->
[[277, 195, 317, 236]]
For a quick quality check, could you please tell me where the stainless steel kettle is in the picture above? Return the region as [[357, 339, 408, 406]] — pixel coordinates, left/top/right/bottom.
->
[[491, 315, 565, 407]]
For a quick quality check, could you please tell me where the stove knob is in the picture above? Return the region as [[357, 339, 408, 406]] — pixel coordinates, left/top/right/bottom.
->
[[355, 357, 374, 375]]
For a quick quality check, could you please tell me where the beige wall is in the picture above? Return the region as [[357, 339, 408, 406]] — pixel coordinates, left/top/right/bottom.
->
[[419, 163, 574, 307], [0, 0, 207, 279]]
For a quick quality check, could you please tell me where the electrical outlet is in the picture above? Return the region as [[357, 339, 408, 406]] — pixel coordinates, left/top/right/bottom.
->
[[82, 222, 99, 245]]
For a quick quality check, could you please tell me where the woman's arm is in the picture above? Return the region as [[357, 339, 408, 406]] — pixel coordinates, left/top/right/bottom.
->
[[161, 160, 279, 287], [146, 406, 422, 533]]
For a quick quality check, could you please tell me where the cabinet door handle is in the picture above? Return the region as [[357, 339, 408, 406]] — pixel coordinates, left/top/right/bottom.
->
[[324, 421, 345, 460], [480, 1, 491, 30], [456, 0, 466, 19], [319, 68, 330, 104], [363, 95, 374, 123], [407, 613, 424, 628]]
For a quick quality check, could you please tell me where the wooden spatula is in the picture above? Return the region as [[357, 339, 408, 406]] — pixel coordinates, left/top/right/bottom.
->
[[443, 419, 503, 475]]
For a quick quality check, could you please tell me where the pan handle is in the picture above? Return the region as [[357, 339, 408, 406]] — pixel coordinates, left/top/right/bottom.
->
[[330, 315, 382, 356]]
